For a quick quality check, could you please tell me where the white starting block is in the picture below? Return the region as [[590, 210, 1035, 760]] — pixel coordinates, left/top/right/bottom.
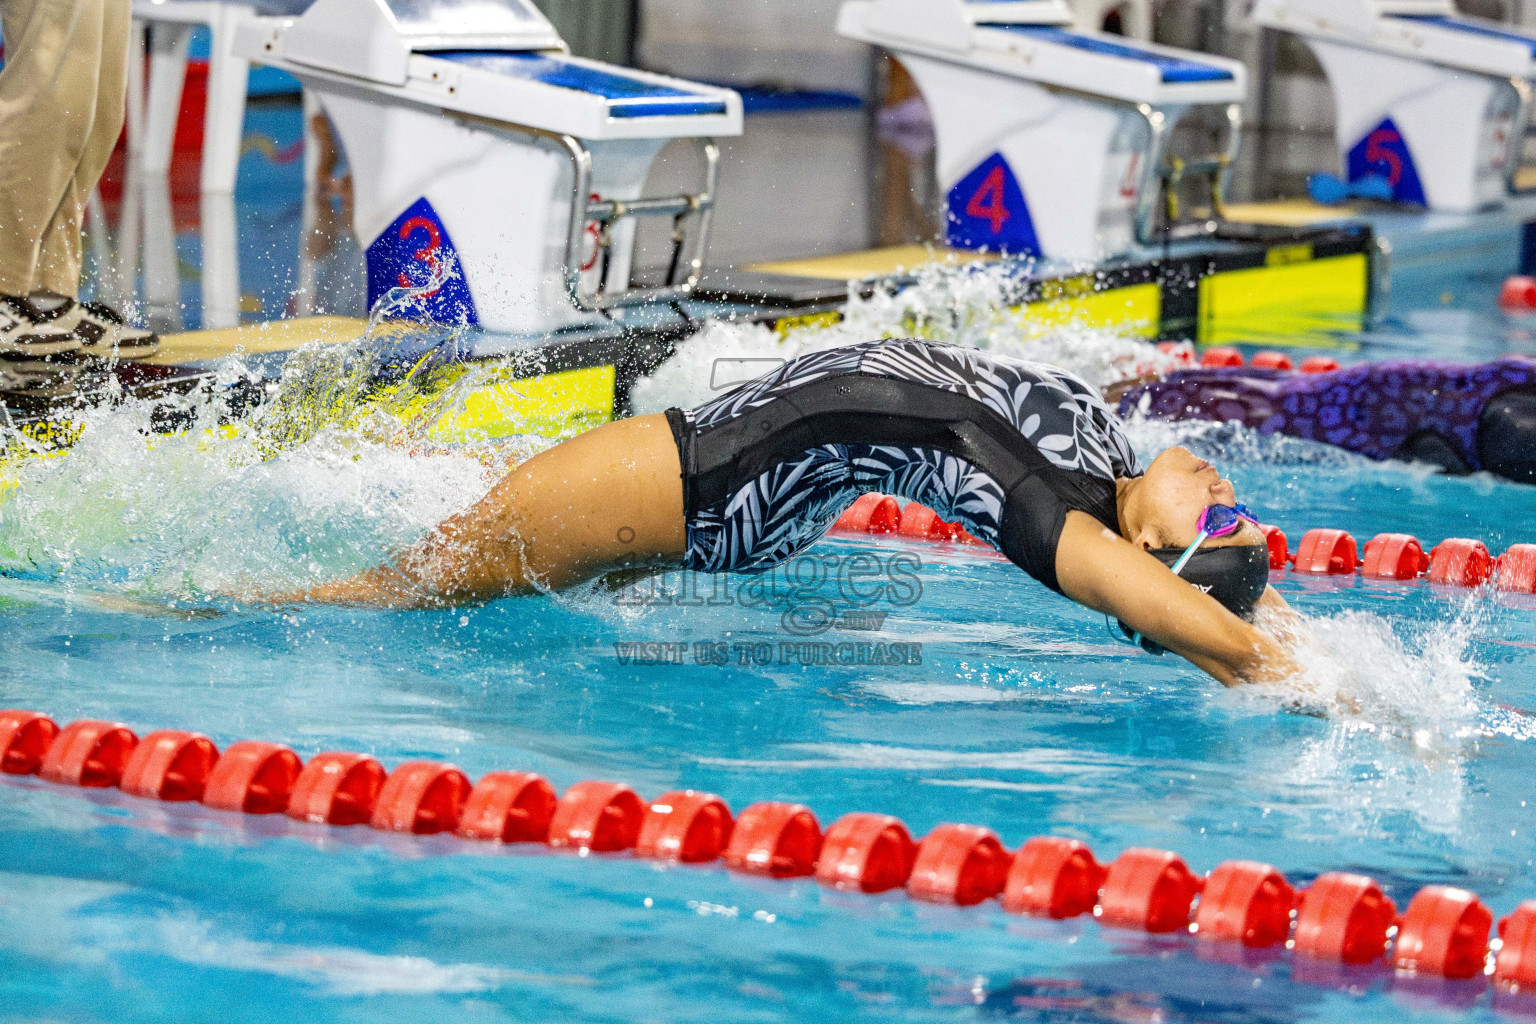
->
[[234, 0, 742, 333], [129, 1, 316, 194], [837, 0, 1246, 261], [130, 0, 257, 194], [1252, 0, 1536, 212]]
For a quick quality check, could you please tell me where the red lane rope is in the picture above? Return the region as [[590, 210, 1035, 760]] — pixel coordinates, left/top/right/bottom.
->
[[1265, 525, 1534, 592], [3, 707, 1536, 1001], [1194, 347, 1341, 373], [832, 496, 1536, 595]]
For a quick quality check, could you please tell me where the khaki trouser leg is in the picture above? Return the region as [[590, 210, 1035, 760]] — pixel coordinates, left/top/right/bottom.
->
[[0, 0, 126, 299]]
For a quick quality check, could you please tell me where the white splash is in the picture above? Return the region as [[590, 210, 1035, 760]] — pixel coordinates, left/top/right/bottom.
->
[[0, 404, 499, 599], [0, 287, 552, 600], [156, 914, 584, 996], [1118, 413, 1371, 470], [1227, 598, 1528, 837], [1246, 596, 1528, 749], [630, 260, 1190, 414]]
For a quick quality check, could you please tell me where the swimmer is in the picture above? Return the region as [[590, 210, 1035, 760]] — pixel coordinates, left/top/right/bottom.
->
[[282, 339, 1302, 686], [1117, 355, 1536, 482]]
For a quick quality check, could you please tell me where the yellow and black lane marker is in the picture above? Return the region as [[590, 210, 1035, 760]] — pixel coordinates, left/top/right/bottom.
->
[[743, 223, 1374, 352]]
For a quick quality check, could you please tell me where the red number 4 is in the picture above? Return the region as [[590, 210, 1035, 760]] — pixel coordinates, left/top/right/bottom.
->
[[966, 165, 1011, 235]]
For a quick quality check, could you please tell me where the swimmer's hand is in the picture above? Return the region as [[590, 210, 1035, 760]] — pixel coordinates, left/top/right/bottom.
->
[[1055, 512, 1303, 687], [1247, 597, 1366, 715]]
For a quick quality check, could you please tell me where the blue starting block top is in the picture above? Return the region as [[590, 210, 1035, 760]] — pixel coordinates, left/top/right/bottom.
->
[[436, 51, 729, 117], [1397, 15, 1536, 58], [980, 25, 1236, 83]]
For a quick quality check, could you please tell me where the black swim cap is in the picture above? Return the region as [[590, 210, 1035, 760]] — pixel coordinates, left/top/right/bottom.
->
[[1147, 542, 1270, 620], [1114, 541, 1271, 655], [1479, 386, 1536, 484]]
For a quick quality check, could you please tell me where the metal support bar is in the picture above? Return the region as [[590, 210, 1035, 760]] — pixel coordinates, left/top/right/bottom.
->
[[1217, 102, 1243, 216], [585, 194, 702, 221], [1506, 75, 1534, 195], [1133, 101, 1243, 245], [1133, 103, 1170, 246], [555, 135, 721, 311], [465, 116, 722, 312], [1367, 234, 1394, 324]]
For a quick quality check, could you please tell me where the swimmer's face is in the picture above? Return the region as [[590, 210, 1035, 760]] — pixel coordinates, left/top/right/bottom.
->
[[1134, 446, 1262, 550]]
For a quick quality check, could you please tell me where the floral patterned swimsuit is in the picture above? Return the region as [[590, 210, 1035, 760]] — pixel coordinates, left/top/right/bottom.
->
[[664, 339, 1141, 593]]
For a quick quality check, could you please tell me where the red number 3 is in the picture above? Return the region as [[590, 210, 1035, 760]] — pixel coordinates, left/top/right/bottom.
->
[[966, 165, 1011, 235], [397, 216, 443, 295]]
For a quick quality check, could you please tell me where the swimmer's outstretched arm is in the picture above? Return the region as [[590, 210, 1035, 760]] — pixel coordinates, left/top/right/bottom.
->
[[264, 415, 687, 608], [1055, 512, 1302, 686]]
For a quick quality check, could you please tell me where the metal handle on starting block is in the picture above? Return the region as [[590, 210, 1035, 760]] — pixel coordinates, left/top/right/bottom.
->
[[1506, 76, 1533, 197], [552, 132, 721, 311], [1133, 101, 1242, 245]]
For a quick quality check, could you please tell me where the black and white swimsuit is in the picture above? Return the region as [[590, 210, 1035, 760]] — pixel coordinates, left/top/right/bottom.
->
[[664, 339, 1141, 593]]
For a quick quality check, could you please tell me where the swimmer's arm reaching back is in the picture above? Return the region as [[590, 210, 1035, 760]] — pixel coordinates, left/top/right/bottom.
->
[[1055, 512, 1301, 686]]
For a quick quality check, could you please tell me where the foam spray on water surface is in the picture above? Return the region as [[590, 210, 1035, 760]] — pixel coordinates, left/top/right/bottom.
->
[[630, 258, 1192, 413], [0, 263, 548, 601], [1240, 591, 1536, 839]]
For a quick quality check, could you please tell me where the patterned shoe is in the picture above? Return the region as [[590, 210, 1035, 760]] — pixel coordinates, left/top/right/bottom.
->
[[0, 295, 84, 358], [61, 298, 161, 360], [0, 351, 85, 398]]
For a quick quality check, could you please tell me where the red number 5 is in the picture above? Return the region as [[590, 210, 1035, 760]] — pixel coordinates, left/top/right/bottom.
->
[[1364, 128, 1404, 187]]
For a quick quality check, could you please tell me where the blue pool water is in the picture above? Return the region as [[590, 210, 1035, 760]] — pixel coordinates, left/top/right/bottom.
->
[[6, 96, 1536, 1024], [3, 385, 1536, 1023]]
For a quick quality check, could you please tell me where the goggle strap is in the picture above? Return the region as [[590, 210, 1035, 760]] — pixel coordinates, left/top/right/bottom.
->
[[1113, 510, 1244, 655], [1104, 615, 1162, 655], [1167, 530, 1209, 577]]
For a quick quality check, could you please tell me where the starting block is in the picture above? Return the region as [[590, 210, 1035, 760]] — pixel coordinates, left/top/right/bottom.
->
[[235, 0, 742, 332], [837, 0, 1247, 261], [1253, 0, 1536, 212]]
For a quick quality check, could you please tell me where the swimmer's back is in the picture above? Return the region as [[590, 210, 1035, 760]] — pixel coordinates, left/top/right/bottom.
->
[[672, 339, 1140, 587]]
